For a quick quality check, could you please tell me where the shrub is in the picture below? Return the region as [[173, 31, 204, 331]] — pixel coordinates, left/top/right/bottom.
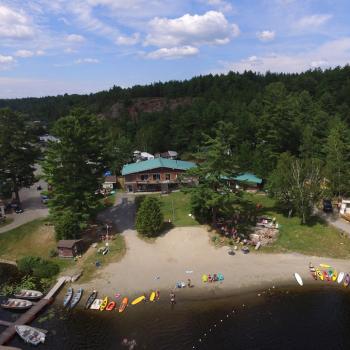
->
[[136, 197, 163, 236], [49, 248, 58, 258], [17, 256, 60, 279], [135, 195, 146, 211]]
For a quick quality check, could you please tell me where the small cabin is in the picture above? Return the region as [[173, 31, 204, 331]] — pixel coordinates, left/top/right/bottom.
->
[[57, 239, 83, 258]]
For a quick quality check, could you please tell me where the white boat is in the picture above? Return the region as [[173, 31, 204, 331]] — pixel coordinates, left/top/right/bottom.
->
[[294, 272, 303, 286], [14, 289, 43, 300], [1, 298, 33, 310], [338, 272, 345, 283], [15, 325, 46, 346], [90, 298, 102, 310], [70, 288, 83, 309]]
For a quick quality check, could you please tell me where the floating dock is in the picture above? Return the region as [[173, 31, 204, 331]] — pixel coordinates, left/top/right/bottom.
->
[[0, 276, 69, 345]]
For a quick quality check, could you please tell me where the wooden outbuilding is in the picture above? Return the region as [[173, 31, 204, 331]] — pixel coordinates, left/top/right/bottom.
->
[[57, 239, 82, 258]]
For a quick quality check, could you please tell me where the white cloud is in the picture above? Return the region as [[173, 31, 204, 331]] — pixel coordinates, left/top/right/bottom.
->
[[145, 46, 199, 59], [74, 58, 99, 64], [295, 14, 332, 30], [65, 34, 85, 43], [205, 0, 234, 13], [15, 50, 34, 58], [116, 33, 140, 46], [219, 38, 350, 74], [256, 30, 275, 42], [0, 55, 14, 64], [0, 54, 15, 70], [145, 11, 239, 48], [64, 48, 78, 54], [0, 5, 34, 39]]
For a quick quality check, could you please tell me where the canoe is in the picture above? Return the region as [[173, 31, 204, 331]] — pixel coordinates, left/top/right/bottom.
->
[[100, 296, 108, 311], [1, 298, 33, 310], [63, 287, 73, 307], [316, 269, 324, 281], [294, 272, 303, 286], [14, 289, 43, 300], [338, 272, 345, 284], [332, 271, 338, 282], [149, 291, 156, 302], [119, 297, 128, 313], [343, 273, 350, 288], [106, 301, 116, 311], [70, 288, 83, 309], [90, 299, 102, 310], [131, 296, 146, 305], [309, 264, 317, 280], [85, 291, 97, 309], [15, 325, 45, 346]]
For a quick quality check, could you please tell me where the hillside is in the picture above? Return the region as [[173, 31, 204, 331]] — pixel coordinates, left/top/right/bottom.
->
[[1, 67, 350, 177]]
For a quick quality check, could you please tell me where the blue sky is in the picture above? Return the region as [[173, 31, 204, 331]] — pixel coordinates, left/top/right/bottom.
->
[[0, 0, 350, 98]]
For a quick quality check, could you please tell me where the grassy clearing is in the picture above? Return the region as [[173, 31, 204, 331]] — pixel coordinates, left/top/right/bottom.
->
[[0, 217, 14, 228], [78, 235, 126, 282], [149, 191, 199, 227], [245, 193, 350, 258], [0, 218, 74, 270]]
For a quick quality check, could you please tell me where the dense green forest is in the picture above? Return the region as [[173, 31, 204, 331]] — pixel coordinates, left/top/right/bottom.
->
[[1, 66, 350, 178]]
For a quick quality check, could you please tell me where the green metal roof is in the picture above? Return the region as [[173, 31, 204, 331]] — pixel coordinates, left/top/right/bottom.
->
[[221, 172, 263, 184], [121, 157, 196, 176], [234, 172, 263, 184]]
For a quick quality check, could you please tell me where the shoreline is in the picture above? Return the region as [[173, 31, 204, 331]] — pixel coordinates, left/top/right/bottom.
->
[[70, 227, 350, 302]]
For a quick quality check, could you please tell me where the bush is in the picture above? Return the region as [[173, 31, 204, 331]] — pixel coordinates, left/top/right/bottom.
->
[[49, 248, 58, 258], [54, 210, 82, 240], [136, 197, 163, 236], [17, 256, 60, 279], [135, 195, 146, 211]]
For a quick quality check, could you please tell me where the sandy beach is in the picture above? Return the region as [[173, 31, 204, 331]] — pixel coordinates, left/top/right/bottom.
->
[[78, 226, 350, 299]]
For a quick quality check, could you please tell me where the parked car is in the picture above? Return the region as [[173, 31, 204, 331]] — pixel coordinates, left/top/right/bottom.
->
[[323, 199, 333, 213], [41, 195, 49, 204]]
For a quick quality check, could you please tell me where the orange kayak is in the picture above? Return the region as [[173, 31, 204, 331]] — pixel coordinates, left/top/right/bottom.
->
[[119, 297, 128, 313], [106, 301, 116, 311]]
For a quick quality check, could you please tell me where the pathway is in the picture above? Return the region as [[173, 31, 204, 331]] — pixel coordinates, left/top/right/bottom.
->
[[318, 210, 350, 236]]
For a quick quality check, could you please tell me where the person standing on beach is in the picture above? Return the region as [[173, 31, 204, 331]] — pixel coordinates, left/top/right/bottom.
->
[[170, 291, 175, 304]]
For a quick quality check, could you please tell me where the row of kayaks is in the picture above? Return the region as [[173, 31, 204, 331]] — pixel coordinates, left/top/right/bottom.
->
[[62, 288, 160, 312], [309, 263, 350, 287], [202, 273, 224, 282]]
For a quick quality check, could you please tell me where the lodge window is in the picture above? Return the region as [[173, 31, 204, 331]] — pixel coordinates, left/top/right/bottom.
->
[[165, 173, 171, 180], [140, 174, 149, 181], [153, 173, 160, 180]]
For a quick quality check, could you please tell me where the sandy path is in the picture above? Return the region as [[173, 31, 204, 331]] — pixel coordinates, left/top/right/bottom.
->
[[80, 226, 350, 298]]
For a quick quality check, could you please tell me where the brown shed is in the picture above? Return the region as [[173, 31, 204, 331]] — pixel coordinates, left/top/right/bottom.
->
[[57, 239, 83, 258]]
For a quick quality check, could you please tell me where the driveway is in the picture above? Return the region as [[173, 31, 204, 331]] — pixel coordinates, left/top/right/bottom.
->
[[318, 209, 350, 236], [97, 193, 136, 233], [0, 165, 49, 234]]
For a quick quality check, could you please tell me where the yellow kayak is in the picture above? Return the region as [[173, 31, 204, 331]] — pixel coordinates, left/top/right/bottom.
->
[[332, 271, 338, 282], [149, 291, 156, 302], [316, 269, 324, 281], [100, 296, 108, 311], [131, 295, 146, 305], [320, 264, 331, 268]]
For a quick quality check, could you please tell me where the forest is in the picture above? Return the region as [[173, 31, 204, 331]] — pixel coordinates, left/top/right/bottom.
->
[[1, 66, 350, 181]]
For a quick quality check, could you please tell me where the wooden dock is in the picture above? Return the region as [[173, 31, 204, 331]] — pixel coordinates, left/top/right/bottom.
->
[[0, 276, 69, 345]]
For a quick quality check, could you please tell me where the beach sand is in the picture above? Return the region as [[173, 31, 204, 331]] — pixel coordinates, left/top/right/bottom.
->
[[78, 226, 350, 299]]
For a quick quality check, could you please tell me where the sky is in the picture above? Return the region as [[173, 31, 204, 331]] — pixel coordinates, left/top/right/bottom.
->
[[0, 0, 350, 98]]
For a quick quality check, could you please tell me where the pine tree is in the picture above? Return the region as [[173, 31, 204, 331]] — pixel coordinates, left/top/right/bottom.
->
[[323, 119, 350, 197], [0, 109, 39, 203], [136, 197, 163, 236]]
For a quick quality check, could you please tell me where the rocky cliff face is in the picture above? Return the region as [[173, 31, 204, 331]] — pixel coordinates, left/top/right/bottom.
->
[[107, 97, 192, 120]]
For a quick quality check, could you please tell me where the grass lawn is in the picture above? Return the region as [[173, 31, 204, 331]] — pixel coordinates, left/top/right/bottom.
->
[[245, 193, 350, 258], [0, 218, 73, 270], [78, 235, 126, 282], [0, 217, 14, 228], [150, 191, 199, 227]]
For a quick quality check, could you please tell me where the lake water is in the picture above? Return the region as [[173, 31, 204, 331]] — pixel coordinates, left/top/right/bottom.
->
[[2, 283, 350, 349]]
